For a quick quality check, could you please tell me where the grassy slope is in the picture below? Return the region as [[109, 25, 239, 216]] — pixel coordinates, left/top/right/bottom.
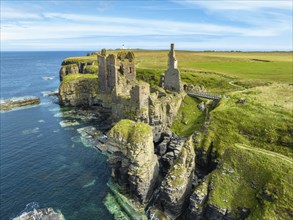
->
[[209, 146, 292, 219], [171, 96, 205, 137]]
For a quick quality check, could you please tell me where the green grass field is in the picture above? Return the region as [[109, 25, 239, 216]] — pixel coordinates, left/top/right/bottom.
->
[[133, 50, 292, 83]]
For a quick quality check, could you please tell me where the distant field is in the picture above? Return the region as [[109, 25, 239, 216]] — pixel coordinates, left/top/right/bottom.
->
[[131, 50, 293, 83], [65, 50, 292, 89], [182, 61, 292, 82]]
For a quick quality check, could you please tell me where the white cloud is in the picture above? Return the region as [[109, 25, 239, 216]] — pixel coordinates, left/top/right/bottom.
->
[[1, 2, 292, 51], [177, 0, 293, 11], [1, 12, 284, 40], [0, 7, 42, 20]]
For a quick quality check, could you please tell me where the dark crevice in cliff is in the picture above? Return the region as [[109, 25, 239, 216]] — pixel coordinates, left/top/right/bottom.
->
[[181, 142, 219, 219], [154, 131, 186, 178], [195, 142, 219, 181]]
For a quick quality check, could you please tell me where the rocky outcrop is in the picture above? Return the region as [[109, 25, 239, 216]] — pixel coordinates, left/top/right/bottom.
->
[[13, 208, 64, 220], [149, 91, 185, 142], [59, 58, 98, 81], [187, 180, 209, 219], [156, 137, 195, 219], [155, 131, 184, 175], [107, 120, 159, 203], [59, 79, 99, 106], [0, 96, 40, 112], [59, 64, 79, 81]]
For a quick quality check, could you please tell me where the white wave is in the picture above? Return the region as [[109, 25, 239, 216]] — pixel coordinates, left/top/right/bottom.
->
[[82, 179, 96, 188], [42, 76, 55, 80], [22, 127, 40, 135]]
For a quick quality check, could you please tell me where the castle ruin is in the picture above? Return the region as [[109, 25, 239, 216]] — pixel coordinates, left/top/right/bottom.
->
[[95, 44, 183, 140], [162, 43, 182, 92]]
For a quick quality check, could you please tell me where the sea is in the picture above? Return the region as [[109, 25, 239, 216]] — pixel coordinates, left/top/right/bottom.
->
[[0, 52, 113, 219]]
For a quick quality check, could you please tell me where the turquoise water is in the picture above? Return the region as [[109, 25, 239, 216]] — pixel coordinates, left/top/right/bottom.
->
[[0, 52, 113, 219]]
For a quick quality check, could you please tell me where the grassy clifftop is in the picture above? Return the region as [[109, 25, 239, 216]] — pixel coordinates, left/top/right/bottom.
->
[[109, 119, 152, 144], [62, 55, 97, 65], [62, 73, 98, 83]]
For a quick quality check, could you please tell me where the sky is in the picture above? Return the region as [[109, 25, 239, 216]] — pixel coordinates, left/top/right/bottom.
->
[[1, 0, 292, 51]]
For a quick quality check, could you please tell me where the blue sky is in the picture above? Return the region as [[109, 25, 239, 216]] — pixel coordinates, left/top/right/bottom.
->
[[1, 0, 292, 51]]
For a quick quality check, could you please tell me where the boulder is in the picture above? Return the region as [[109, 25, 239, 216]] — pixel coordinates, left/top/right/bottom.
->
[[197, 102, 206, 111]]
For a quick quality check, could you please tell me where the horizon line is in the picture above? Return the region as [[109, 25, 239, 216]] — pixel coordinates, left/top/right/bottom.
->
[[1, 49, 293, 53]]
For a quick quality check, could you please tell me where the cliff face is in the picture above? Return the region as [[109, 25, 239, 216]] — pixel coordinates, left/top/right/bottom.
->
[[107, 120, 159, 203], [59, 78, 99, 106], [149, 91, 185, 142], [59, 64, 79, 81], [156, 137, 195, 219]]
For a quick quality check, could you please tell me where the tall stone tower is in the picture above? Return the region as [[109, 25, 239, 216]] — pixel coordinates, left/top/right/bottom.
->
[[106, 54, 117, 92], [164, 43, 181, 92], [98, 49, 108, 92]]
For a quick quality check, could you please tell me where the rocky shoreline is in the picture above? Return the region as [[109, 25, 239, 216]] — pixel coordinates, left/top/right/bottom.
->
[[0, 96, 40, 112], [13, 207, 65, 220]]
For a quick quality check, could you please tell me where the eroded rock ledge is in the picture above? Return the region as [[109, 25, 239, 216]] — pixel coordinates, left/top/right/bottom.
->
[[13, 207, 64, 220], [0, 96, 40, 112]]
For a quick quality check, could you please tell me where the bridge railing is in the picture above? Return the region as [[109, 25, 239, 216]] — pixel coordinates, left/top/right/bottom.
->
[[187, 91, 221, 100]]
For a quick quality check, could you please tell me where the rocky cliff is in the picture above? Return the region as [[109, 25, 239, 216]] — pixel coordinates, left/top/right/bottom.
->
[[107, 120, 159, 203], [59, 55, 98, 81], [155, 137, 196, 219], [59, 78, 99, 106]]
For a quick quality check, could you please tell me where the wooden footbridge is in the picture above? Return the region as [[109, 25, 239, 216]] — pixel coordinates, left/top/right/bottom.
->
[[187, 91, 221, 101]]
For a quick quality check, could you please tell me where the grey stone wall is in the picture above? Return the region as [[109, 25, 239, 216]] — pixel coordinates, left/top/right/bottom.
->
[[98, 55, 108, 92], [106, 54, 117, 92], [164, 44, 181, 93]]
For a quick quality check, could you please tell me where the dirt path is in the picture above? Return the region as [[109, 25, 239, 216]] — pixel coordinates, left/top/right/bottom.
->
[[228, 81, 245, 89], [235, 143, 293, 164]]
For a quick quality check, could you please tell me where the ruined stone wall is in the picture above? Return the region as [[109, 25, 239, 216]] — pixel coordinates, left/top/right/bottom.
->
[[106, 54, 117, 92], [130, 82, 150, 109], [111, 95, 132, 121], [164, 68, 181, 92], [98, 55, 108, 92], [122, 61, 136, 81], [164, 44, 181, 93]]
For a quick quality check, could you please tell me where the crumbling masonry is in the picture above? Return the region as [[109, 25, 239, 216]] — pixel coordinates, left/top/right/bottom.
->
[[161, 43, 182, 92], [96, 44, 184, 140]]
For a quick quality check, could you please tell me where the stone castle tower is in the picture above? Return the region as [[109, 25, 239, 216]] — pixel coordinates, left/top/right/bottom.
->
[[163, 43, 181, 92], [97, 49, 110, 92], [97, 49, 136, 93]]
